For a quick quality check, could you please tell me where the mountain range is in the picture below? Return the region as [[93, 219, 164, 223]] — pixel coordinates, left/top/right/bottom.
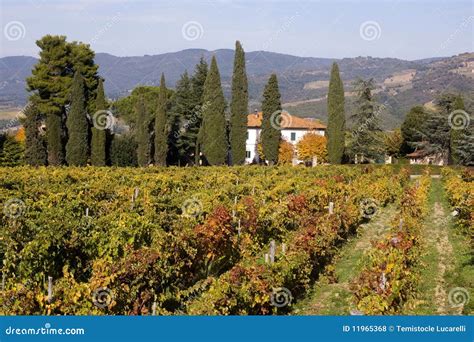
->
[[1, 49, 473, 129]]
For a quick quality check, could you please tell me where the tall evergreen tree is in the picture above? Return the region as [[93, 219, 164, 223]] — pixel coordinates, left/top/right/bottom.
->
[[136, 96, 150, 167], [349, 78, 383, 161], [24, 101, 47, 166], [66, 71, 89, 166], [417, 93, 471, 165], [199, 56, 227, 165], [154, 74, 168, 166], [327, 62, 345, 164], [191, 58, 208, 165], [261, 74, 282, 164], [452, 128, 474, 165], [91, 78, 108, 166], [230, 41, 249, 165], [26, 35, 99, 165], [191, 57, 209, 109], [400, 105, 429, 153], [169, 71, 195, 165]]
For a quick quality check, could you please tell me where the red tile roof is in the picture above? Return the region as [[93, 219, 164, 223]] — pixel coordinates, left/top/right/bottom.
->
[[247, 111, 326, 129]]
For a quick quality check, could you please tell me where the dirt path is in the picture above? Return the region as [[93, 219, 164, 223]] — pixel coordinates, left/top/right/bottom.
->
[[294, 205, 398, 315]]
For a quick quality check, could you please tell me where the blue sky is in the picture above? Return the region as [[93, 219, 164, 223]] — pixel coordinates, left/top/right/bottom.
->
[[1, 0, 473, 59]]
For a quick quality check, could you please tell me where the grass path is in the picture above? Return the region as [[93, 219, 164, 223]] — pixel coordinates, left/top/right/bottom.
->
[[406, 179, 472, 315], [293, 205, 398, 315], [295, 179, 472, 316]]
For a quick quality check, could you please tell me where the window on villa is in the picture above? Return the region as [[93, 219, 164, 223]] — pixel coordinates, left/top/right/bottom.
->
[[246, 151, 251, 158], [246, 131, 249, 140], [291, 132, 296, 141]]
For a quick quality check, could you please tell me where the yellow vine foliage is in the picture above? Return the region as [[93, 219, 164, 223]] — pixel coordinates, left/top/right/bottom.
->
[[278, 140, 294, 165], [296, 133, 327, 162]]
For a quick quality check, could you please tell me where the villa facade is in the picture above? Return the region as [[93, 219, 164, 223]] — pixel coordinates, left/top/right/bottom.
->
[[245, 111, 326, 164]]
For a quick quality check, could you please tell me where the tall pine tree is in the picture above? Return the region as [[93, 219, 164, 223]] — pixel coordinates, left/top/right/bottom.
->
[[230, 41, 248, 165], [199, 56, 227, 165], [261, 74, 282, 165], [66, 71, 89, 166], [91, 78, 108, 166], [349, 78, 382, 161], [24, 101, 47, 166], [154, 74, 168, 166], [136, 96, 150, 167], [327, 62, 345, 164]]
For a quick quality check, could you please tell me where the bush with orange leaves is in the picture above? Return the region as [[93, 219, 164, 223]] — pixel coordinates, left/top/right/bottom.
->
[[296, 133, 327, 163]]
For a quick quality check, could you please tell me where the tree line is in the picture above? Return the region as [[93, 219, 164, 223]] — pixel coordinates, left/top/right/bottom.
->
[[7, 37, 301, 167], [0, 34, 471, 166]]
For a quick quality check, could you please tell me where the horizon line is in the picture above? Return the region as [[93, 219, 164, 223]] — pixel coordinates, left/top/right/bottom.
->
[[2, 47, 473, 62]]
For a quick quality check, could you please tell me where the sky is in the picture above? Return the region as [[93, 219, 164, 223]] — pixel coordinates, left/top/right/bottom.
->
[[0, 0, 473, 60]]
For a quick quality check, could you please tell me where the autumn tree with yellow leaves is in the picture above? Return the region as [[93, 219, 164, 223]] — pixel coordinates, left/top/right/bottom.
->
[[278, 139, 294, 165], [296, 133, 327, 163]]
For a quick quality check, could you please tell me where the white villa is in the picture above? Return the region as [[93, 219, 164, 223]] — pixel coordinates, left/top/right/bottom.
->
[[245, 110, 326, 164]]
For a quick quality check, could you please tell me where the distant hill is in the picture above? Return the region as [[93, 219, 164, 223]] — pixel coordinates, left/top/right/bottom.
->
[[1, 50, 473, 129]]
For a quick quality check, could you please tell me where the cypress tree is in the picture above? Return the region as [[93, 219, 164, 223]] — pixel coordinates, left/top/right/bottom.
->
[[91, 78, 107, 166], [327, 62, 345, 164], [230, 41, 249, 165], [191, 58, 208, 165], [24, 101, 47, 166], [261, 74, 282, 164], [154, 74, 168, 166], [66, 71, 89, 166], [191, 57, 208, 107], [200, 56, 227, 165], [136, 96, 150, 167]]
